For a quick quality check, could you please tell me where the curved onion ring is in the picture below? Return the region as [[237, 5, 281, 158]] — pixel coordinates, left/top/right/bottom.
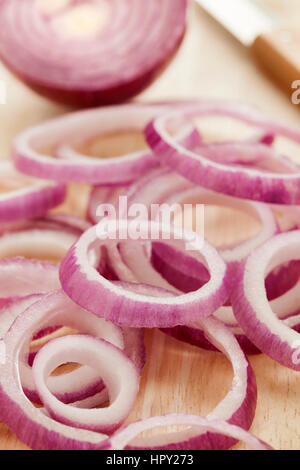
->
[[110, 414, 271, 450], [0, 298, 112, 449], [32, 335, 139, 433], [13, 105, 196, 184], [0, 292, 144, 406], [0, 160, 65, 222], [0, 0, 187, 107], [145, 101, 300, 204], [60, 221, 230, 328], [158, 317, 257, 450], [109, 316, 257, 450], [231, 230, 300, 371]]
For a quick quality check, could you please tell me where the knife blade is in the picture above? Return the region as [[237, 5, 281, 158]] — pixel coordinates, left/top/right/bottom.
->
[[195, 0, 275, 46], [195, 0, 300, 94]]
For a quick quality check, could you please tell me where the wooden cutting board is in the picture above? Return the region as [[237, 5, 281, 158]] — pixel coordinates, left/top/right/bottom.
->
[[0, 1, 299, 451]]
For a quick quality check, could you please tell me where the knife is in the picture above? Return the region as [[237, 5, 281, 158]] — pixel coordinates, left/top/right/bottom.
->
[[195, 0, 300, 94]]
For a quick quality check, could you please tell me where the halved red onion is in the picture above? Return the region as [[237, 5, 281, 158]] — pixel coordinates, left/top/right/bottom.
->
[[60, 221, 230, 328], [110, 415, 271, 450], [33, 335, 139, 433], [0, 160, 65, 223], [145, 101, 300, 204], [231, 230, 300, 370], [0, 0, 187, 107]]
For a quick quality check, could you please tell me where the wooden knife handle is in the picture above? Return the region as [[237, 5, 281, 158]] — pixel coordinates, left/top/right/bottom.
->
[[251, 29, 300, 94]]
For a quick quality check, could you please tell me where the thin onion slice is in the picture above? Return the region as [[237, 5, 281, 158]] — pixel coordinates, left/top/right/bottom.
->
[[0, 0, 187, 107], [14, 104, 195, 184], [231, 230, 300, 370], [0, 292, 144, 406], [145, 101, 300, 204], [60, 221, 230, 328], [33, 335, 139, 433], [110, 414, 271, 450], [0, 160, 65, 222], [111, 316, 257, 450], [0, 297, 112, 449]]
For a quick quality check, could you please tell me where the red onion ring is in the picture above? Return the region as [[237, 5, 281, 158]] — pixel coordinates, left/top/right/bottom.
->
[[60, 221, 230, 328], [0, 160, 65, 223], [0, 291, 144, 406], [0, 0, 187, 107], [13, 104, 199, 184], [145, 101, 300, 204], [33, 334, 139, 433], [110, 415, 271, 450], [231, 230, 300, 370], [148, 316, 257, 450], [0, 297, 111, 449]]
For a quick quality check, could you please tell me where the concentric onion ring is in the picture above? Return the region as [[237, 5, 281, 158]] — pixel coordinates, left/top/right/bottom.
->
[[13, 104, 198, 184], [0, 0, 187, 106], [60, 220, 230, 328], [142, 316, 257, 450], [0, 294, 112, 449], [32, 335, 139, 433], [145, 101, 300, 204], [0, 291, 144, 406]]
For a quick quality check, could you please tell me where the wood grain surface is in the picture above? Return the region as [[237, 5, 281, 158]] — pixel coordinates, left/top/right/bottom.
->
[[0, 0, 299, 451]]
